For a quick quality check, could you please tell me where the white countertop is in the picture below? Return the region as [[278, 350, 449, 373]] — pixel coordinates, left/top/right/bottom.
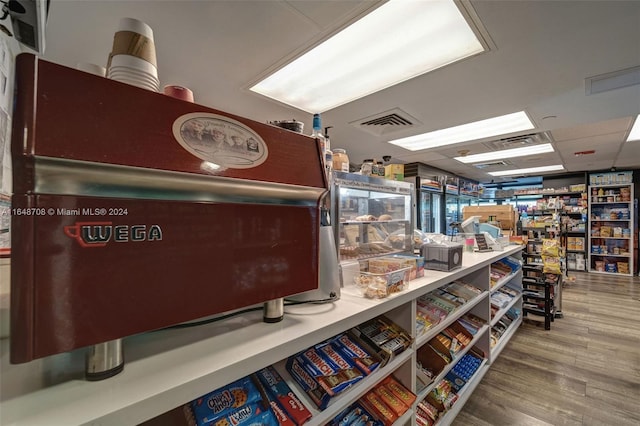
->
[[0, 246, 522, 426]]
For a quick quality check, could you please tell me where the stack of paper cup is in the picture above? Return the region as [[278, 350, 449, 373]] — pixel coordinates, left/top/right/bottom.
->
[[106, 18, 159, 92]]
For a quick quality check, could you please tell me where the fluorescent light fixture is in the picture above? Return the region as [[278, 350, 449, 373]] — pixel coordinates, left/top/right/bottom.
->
[[454, 143, 554, 163], [488, 165, 564, 177], [389, 111, 535, 151], [250, 0, 485, 113], [626, 114, 640, 142]]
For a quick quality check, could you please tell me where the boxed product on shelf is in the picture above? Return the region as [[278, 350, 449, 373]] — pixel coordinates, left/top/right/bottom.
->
[[373, 385, 409, 417], [425, 379, 458, 416], [416, 401, 439, 426], [352, 267, 411, 299], [432, 288, 467, 307], [331, 332, 384, 375], [441, 321, 473, 349], [429, 333, 460, 359], [249, 381, 297, 426], [442, 281, 482, 301], [457, 313, 486, 335], [416, 303, 447, 336], [490, 291, 513, 310], [416, 343, 451, 387], [618, 262, 629, 274], [418, 293, 458, 314], [354, 315, 414, 357], [286, 348, 363, 410], [490, 256, 521, 287], [361, 391, 399, 425], [253, 366, 312, 425], [329, 402, 384, 426], [381, 375, 417, 408], [444, 352, 483, 392], [329, 375, 415, 426]]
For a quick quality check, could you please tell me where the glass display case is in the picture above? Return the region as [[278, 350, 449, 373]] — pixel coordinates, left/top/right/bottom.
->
[[331, 171, 415, 261]]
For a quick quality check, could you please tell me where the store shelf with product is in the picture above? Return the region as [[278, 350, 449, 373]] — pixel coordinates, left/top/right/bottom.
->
[[587, 174, 634, 276], [416, 330, 489, 398], [1, 246, 523, 426]]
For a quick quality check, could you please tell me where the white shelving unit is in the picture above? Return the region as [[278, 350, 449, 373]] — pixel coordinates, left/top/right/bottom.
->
[[0, 246, 522, 426], [588, 173, 634, 276]]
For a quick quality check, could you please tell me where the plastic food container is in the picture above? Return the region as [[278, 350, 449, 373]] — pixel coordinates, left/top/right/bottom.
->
[[333, 148, 350, 172], [353, 267, 410, 299]]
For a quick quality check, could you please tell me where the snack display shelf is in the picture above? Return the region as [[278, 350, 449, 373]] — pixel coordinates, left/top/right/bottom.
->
[[490, 316, 523, 361], [490, 294, 521, 327], [590, 202, 630, 205], [0, 246, 522, 426], [432, 358, 490, 426], [272, 349, 412, 426], [590, 270, 632, 276], [415, 291, 488, 348], [416, 325, 489, 399], [591, 236, 631, 239], [490, 268, 522, 293], [590, 253, 631, 258]]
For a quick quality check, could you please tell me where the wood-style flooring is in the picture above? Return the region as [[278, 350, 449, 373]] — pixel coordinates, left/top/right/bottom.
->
[[452, 272, 640, 426]]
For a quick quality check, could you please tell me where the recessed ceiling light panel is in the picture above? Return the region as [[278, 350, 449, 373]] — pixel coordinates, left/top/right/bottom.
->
[[627, 114, 640, 142], [488, 165, 564, 177], [250, 0, 486, 113], [389, 111, 535, 151], [454, 143, 554, 163]]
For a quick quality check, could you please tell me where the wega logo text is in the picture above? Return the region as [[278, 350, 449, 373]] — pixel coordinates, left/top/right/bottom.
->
[[63, 222, 163, 248]]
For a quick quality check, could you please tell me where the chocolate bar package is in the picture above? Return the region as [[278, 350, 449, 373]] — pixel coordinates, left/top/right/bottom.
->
[[354, 316, 413, 357], [330, 402, 384, 426], [286, 347, 363, 409], [330, 333, 382, 375], [361, 391, 398, 426], [253, 366, 312, 425]]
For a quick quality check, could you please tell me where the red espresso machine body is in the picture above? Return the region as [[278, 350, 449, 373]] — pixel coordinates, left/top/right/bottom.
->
[[10, 54, 327, 363]]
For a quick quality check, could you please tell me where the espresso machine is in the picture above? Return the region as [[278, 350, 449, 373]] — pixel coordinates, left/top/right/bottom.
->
[[10, 54, 328, 379]]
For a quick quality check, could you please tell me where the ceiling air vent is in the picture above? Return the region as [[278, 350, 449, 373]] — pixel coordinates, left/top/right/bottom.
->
[[482, 131, 553, 151], [351, 108, 421, 136], [474, 160, 513, 169]]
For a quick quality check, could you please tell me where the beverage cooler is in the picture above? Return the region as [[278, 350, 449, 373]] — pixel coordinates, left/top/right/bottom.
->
[[459, 179, 480, 225], [444, 176, 460, 235], [406, 175, 442, 234], [9, 54, 328, 379]]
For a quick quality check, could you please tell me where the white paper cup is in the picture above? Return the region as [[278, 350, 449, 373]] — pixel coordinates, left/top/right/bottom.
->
[[108, 72, 159, 87], [118, 17, 154, 41], [110, 77, 159, 91], [109, 54, 157, 76]]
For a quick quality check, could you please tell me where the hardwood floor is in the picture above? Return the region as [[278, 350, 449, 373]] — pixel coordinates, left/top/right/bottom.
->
[[452, 272, 640, 426]]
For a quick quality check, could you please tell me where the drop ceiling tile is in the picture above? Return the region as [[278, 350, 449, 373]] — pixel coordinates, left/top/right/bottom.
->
[[551, 117, 635, 141], [394, 152, 449, 162], [565, 160, 614, 172], [554, 133, 626, 154], [433, 142, 495, 158], [614, 142, 640, 168], [284, 0, 374, 30]]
